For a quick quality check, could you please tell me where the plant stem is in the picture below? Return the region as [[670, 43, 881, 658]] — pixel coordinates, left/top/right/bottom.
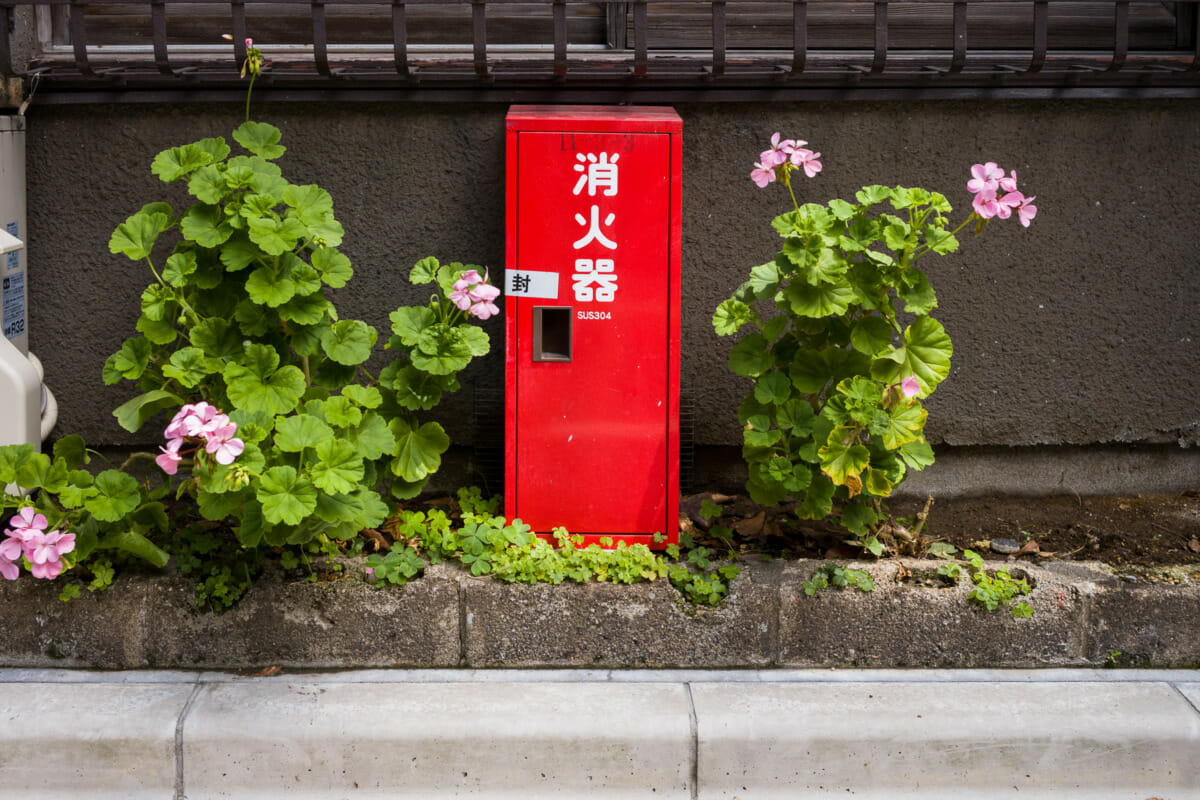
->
[[911, 213, 976, 263], [301, 355, 312, 386], [119, 451, 161, 473], [245, 73, 256, 123]]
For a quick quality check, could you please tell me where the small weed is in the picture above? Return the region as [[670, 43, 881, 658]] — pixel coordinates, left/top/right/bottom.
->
[[803, 562, 875, 596]]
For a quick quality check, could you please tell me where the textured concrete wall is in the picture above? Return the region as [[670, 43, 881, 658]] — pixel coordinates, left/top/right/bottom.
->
[[22, 99, 1200, 451]]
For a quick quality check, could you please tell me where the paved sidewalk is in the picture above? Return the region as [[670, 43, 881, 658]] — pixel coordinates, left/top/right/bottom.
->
[[2, 669, 1198, 799]]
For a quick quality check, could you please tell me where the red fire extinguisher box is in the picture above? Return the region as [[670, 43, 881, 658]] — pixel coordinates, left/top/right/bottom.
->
[[504, 105, 682, 548]]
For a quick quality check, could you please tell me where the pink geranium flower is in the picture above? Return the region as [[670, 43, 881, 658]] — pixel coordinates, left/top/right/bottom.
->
[[791, 148, 822, 178], [900, 377, 921, 399], [469, 299, 500, 320], [1017, 196, 1037, 227], [972, 190, 999, 220], [468, 279, 501, 305], [995, 191, 1024, 220], [8, 506, 48, 539], [0, 535, 23, 580], [967, 162, 1004, 195], [998, 170, 1018, 193], [30, 559, 65, 580], [751, 161, 776, 188], [157, 437, 184, 475], [26, 529, 75, 566], [205, 423, 245, 466], [450, 270, 484, 311]]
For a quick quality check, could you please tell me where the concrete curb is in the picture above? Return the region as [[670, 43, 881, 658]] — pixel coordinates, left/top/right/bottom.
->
[[2, 557, 1198, 670], [1, 669, 1198, 799]]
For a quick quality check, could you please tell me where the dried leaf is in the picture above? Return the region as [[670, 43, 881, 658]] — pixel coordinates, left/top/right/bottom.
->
[[1187, 538, 1200, 554], [733, 512, 766, 538], [251, 665, 282, 677]]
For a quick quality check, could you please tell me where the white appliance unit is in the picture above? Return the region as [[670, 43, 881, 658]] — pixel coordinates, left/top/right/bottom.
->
[[1, 114, 56, 452]]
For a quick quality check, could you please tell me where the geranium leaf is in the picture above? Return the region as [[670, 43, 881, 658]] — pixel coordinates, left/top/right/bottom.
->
[[109, 211, 170, 261], [113, 389, 185, 433], [256, 466, 317, 526], [187, 164, 227, 205], [312, 247, 353, 288], [151, 143, 216, 183], [389, 306, 437, 348], [410, 256, 439, 284], [245, 262, 296, 307], [276, 293, 331, 325], [412, 324, 472, 376], [320, 319, 378, 366], [850, 315, 894, 356], [871, 316, 953, 396], [320, 396, 363, 428], [389, 364, 445, 411], [728, 334, 773, 378], [247, 215, 307, 256], [103, 337, 153, 384], [223, 343, 306, 416], [342, 385, 382, 409], [389, 417, 449, 482], [346, 411, 396, 460], [309, 439, 364, 495], [190, 317, 243, 360], [753, 371, 792, 405], [84, 470, 142, 522], [162, 346, 220, 388], [218, 234, 261, 271], [712, 299, 751, 336], [180, 204, 233, 248], [233, 121, 286, 159], [274, 413, 334, 453], [163, 251, 198, 287], [783, 280, 855, 319], [818, 425, 871, 487]]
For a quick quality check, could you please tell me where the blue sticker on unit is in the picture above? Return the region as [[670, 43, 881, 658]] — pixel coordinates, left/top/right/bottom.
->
[[5, 222, 17, 272], [2, 270, 24, 339]]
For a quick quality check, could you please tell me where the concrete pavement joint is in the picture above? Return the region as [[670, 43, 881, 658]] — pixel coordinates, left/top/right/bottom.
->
[[174, 681, 203, 800], [1171, 682, 1200, 718], [7, 667, 1200, 684], [684, 682, 698, 800]]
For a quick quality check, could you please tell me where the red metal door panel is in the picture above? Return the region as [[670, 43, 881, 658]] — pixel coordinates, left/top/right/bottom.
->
[[505, 106, 681, 545], [514, 131, 670, 534]]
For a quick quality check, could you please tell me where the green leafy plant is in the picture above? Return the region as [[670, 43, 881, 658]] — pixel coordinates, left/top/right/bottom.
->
[[0, 437, 171, 595], [717, 138, 1036, 555], [378, 260, 499, 500], [105, 118, 398, 553], [962, 548, 1033, 618], [664, 530, 740, 605], [802, 562, 875, 595]]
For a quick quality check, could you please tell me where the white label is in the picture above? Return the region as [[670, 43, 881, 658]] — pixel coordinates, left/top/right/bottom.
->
[[5, 222, 17, 272], [505, 269, 560, 300], [2, 270, 25, 340]]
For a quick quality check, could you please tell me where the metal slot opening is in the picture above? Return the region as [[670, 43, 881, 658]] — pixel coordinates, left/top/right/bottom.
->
[[532, 306, 572, 362]]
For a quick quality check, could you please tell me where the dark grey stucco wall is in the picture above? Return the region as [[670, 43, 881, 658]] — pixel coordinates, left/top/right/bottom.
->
[[22, 99, 1200, 454]]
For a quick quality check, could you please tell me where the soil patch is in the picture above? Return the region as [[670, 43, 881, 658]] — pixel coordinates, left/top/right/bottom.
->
[[684, 490, 1200, 569]]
